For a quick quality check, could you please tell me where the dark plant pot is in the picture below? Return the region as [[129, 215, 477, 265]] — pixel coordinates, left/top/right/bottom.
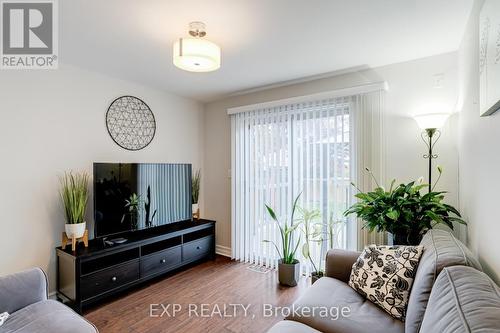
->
[[311, 271, 324, 284], [278, 259, 300, 287], [391, 231, 422, 245]]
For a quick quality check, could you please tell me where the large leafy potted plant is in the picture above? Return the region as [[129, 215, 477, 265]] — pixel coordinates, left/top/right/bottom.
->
[[264, 194, 302, 287], [344, 167, 466, 245], [60, 172, 89, 239]]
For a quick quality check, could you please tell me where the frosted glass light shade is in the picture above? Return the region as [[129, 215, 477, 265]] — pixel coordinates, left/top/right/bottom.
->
[[413, 113, 450, 129], [173, 38, 221, 72]]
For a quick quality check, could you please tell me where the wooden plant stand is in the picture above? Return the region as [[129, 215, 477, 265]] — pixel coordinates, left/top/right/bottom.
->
[[62, 230, 89, 251], [193, 208, 200, 220]]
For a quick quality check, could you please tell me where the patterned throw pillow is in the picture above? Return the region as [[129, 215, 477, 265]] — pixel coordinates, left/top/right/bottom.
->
[[348, 245, 423, 321]]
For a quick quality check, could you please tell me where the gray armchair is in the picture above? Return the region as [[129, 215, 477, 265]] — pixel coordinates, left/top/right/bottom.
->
[[0, 268, 97, 333]]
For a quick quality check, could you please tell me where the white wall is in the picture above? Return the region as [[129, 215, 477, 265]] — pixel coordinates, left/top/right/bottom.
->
[[0, 48, 475, 290], [457, 0, 500, 283], [0, 64, 204, 292], [204, 52, 460, 252]]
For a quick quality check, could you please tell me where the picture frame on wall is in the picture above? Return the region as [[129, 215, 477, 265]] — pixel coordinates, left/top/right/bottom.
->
[[479, 0, 500, 116]]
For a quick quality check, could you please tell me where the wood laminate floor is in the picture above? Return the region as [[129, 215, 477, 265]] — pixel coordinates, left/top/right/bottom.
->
[[84, 256, 310, 333]]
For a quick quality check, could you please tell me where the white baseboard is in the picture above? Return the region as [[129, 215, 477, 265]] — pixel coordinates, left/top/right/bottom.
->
[[215, 244, 232, 258]]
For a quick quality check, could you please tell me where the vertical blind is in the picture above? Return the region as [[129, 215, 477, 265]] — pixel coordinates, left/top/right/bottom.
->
[[351, 92, 387, 248], [231, 96, 358, 272], [137, 164, 191, 228]]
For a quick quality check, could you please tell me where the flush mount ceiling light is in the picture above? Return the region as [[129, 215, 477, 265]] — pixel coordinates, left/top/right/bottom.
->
[[173, 21, 221, 72]]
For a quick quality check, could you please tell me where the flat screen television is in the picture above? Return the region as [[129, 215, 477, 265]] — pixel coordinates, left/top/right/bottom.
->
[[93, 163, 192, 238]]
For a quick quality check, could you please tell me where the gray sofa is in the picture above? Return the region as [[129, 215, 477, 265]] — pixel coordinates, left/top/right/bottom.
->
[[268, 229, 500, 333], [0, 268, 97, 333]]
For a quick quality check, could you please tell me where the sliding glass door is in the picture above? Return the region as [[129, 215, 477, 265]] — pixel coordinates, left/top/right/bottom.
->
[[231, 97, 353, 273]]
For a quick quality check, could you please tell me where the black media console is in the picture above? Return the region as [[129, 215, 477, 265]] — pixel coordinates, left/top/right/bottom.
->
[[56, 219, 215, 313]]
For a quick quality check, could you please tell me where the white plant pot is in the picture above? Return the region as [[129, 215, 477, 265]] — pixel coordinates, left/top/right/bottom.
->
[[192, 203, 199, 214], [65, 222, 86, 238]]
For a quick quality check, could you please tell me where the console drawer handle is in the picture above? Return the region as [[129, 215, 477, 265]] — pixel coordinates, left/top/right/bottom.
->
[[160, 259, 166, 263], [111, 276, 117, 282]]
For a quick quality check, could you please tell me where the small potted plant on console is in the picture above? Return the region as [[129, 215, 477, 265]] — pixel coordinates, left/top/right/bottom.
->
[[192, 169, 201, 219], [264, 194, 302, 287]]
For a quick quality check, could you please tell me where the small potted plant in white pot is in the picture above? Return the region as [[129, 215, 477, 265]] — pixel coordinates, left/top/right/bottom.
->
[[192, 169, 201, 219], [301, 211, 345, 284], [297, 206, 322, 283], [60, 172, 89, 239], [264, 194, 302, 287]]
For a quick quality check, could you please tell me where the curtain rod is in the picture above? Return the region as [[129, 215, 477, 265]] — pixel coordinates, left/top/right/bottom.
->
[[227, 81, 389, 115]]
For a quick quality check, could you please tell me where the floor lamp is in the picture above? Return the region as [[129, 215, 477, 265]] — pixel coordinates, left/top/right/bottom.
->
[[413, 113, 450, 192]]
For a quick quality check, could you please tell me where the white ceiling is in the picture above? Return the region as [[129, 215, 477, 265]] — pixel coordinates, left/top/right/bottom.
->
[[60, 0, 473, 102]]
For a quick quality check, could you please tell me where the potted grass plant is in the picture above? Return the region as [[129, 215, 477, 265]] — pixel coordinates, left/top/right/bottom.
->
[[264, 194, 302, 287], [344, 166, 466, 245], [60, 172, 89, 239], [192, 169, 201, 218]]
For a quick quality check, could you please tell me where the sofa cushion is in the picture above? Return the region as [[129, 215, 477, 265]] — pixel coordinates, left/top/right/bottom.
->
[[420, 266, 500, 333], [405, 229, 482, 333], [348, 245, 423, 321], [287, 277, 404, 333], [0, 300, 97, 333], [267, 320, 322, 333]]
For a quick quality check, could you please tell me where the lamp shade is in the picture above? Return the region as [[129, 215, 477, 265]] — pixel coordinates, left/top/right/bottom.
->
[[413, 113, 450, 129], [173, 38, 221, 72]]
